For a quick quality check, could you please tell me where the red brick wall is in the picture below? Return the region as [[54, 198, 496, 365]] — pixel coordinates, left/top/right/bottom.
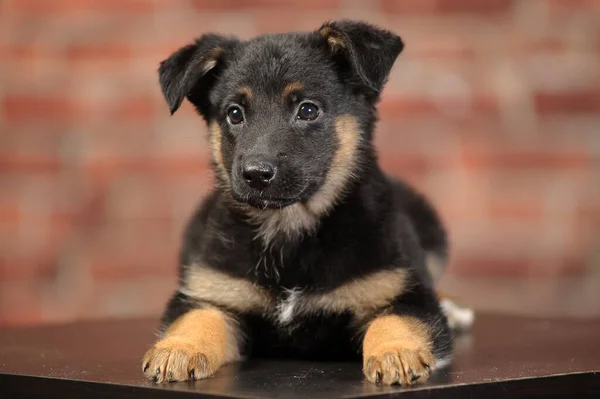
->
[[1, 0, 599, 326]]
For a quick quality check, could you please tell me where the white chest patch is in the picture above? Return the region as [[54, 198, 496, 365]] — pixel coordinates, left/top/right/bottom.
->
[[275, 288, 303, 325]]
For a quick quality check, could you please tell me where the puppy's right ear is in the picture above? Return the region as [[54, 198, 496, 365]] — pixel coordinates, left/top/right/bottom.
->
[[318, 20, 403, 96], [158, 34, 238, 115]]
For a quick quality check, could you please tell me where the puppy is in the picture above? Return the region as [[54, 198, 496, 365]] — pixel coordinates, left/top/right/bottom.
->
[[142, 20, 473, 386]]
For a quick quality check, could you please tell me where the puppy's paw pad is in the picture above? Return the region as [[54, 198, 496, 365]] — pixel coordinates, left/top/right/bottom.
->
[[363, 342, 435, 386], [142, 338, 216, 383]]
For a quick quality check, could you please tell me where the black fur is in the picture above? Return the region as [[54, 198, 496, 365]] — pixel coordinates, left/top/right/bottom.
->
[[155, 19, 453, 377]]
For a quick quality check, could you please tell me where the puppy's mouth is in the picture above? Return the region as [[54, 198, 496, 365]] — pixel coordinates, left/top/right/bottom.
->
[[232, 185, 310, 210], [240, 195, 302, 209]]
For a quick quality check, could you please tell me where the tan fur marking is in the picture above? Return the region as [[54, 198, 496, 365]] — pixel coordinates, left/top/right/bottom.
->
[[209, 122, 229, 184], [181, 264, 274, 313], [247, 204, 317, 245], [363, 315, 435, 385], [319, 26, 332, 38], [238, 86, 253, 100], [206, 47, 223, 60], [327, 35, 346, 50], [307, 114, 361, 216], [249, 114, 361, 244], [142, 308, 242, 382], [200, 48, 223, 74], [282, 81, 303, 99], [319, 26, 346, 51], [307, 269, 407, 320]]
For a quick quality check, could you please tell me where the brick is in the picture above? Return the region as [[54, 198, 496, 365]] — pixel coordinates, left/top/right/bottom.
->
[[253, 10, 337, 34], [0, 205, 20, 225], [0, 154, 62, 174], [0, 258, 57, 280], [83, 157, 211, 179], [0, 130, 64, 173], [105, 176, 173, 220], [75, 117, 207, 169], [379, 155, 433, 177], [462, 150, 590, 170], [170, 179, 212, 222], [521, 38, 568, 54], [450, 255, 587, 277], [0, 214, 74, 281], [435, 0, 514, 13], [2, 94, 86, 123], [0, 44, 57, 60], [528, 57, 590, 97], [90, 254, 178, 280], [547, 0, 600, 11], [86, 278, 174, 319], [0, 220, 68, 280], [109, 96, 156, 122], [460, 124, 596, 157], [534, 90, 600, 115], [192, 0, 341, 11], [378, 147, 457, 177], [0, 213, 21, 267], [85, 222, 180, 279], [381, 0, 514, 14], [375, 121, 462, 167], [411, 44, 476, 61], [488, 201, 544, 221], [65, 43, 133, 62], [5, 0, 157, 13], [379, 95, 499, 119]]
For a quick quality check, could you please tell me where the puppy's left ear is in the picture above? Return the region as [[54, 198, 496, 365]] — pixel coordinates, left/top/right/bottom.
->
[[318, 20, 404, 94]]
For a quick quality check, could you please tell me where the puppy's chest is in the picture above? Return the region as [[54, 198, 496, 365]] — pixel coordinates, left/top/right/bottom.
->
[[273, 288, 309, 326], [193, 242, 409, 325], [259, 261, 339, 326], [263, 266, 408, 328], [269, 287, 357, 335]]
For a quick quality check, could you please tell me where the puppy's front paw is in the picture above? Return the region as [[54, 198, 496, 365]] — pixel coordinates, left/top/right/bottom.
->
[[142, 337, 219, 383], [363, 341, 435, 386]]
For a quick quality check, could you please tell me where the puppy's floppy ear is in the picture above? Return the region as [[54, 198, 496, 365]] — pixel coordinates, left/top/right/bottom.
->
[[158, 34, 238, 115], [318, 20, 404, 93]]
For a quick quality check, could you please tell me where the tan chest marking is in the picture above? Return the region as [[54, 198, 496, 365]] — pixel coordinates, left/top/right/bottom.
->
[[181, 264, 407, 326], [180, 264, 275, 313], [276, 268, 408, 325]]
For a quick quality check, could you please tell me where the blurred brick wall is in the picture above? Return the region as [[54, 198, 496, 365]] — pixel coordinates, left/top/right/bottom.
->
[[1, 0, 599, 326]]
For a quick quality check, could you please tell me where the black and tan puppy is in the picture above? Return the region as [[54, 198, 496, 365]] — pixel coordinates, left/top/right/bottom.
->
[[142, 20, 473, 386]]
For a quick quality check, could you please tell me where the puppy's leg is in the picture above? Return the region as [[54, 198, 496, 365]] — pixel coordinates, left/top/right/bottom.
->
[[142, 293, 243, 382], [362, 286, 452, 386]]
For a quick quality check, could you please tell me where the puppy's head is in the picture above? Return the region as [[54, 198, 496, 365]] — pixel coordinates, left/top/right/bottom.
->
[[159, 20, 403, 211]]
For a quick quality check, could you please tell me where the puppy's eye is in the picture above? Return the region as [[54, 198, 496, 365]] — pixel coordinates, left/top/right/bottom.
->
[[227, 106, 244, 124], [297, 103, 319, 121]]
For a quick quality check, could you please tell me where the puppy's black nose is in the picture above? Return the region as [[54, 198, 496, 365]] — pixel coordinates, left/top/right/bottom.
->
[[242, 160, 276, 189]]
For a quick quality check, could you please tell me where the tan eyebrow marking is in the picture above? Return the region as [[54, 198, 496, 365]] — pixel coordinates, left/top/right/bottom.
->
[[238, 86, 253, 100], [283, 81, 304, 100]]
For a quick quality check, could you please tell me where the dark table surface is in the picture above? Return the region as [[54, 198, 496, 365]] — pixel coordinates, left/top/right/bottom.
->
[[1, 312, 599, 398]]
